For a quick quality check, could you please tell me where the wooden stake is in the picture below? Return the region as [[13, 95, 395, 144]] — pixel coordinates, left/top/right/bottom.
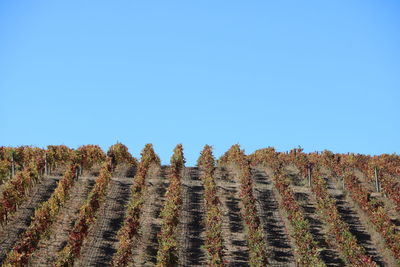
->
[[342, 176, 345, 190], [374, 167, 380, 192], [44, 153, 48, 175], [308, 167, 312, 187], [11, 154, 15, 177]]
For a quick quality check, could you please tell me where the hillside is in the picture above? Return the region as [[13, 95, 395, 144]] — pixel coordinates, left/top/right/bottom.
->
[[0, 144, 399, 266]]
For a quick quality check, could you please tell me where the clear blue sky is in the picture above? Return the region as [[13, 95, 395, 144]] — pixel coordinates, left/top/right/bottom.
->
[[1, 1, 399, 165]]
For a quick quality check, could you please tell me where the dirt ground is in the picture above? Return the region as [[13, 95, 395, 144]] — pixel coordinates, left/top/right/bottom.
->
[[251, 167, 296, 267], [30, 176, 96, 266], [0, 176, 59, 263], [1, 164, 400, 266]]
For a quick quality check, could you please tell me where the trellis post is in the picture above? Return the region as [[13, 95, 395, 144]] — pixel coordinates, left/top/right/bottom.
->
[[44, 153, 48, 175], [342, 175, 345, 189], [11, 153, 15, 177], [75, 166, 80, 180], [374, 167, 380, 192]]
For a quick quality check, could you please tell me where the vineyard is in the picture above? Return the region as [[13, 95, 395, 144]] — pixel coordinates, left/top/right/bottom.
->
[[0, 144, 399, 266]]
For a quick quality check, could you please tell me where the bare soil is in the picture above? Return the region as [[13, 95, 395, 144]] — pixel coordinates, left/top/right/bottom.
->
[[283, 168, 345, 267], [75, 177, 133, 267], [251, 167, 296, 267], [178, 167, 206, 267], [326, 176, 395, 266], [2, 163, 399, 266], [30, 176, 96, 266], [130, 165, 169, 266], [353, 169, 400, 231], [215, 166, 250, 267], [0, 176, 59, 264]]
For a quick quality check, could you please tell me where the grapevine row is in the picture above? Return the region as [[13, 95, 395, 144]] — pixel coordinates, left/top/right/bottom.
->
[[249, 148, 377, 266], [256, 149, 325, 266], [197, 145, 225, 266], [361, 156, 400, 213], [0, 163, 42, 225], [54, 160, 112, 266], [343, 172, 400, 262], [286, 149, 400, 263], [368, 154, 400, 177], [0, 146, 45, 173], [0, 144, 108, 176], [287, 149, 379, 266], [0, 146, 45, 185], [107, 142, 138, 171], [155, 144, 185, 267], [219, 145, 269, 267], [314, 152, 400, 215], [0, 160, 9, 185], [311, 167, 377, 266], [375, 172, 400, 212], [111, 144, 161, 267], [3, 165, 78, 266]]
